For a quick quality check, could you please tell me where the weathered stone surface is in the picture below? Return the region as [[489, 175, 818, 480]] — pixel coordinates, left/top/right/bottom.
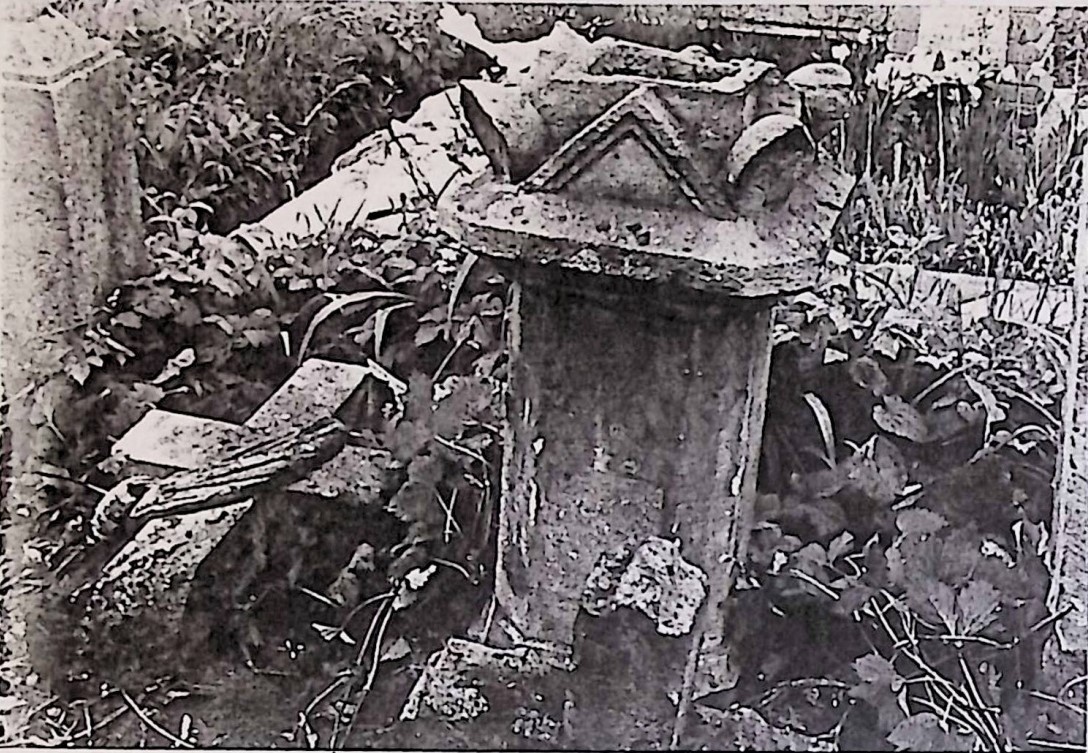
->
[[460, 28, 849, 222], [432, 28, 853, 727], [582, 537, 708, 638], [96, 417, 350, 533], [0, 8, 144, 707], [915, 6, 1010, 66], [446, 22, 854, 295], [442, 165, 851, 297], [79, 358, 397, 684], [111, 359, 384, 498], [401, 637, 573, 722], [487, 270, 774, 693], [0, 13, 145, 358]]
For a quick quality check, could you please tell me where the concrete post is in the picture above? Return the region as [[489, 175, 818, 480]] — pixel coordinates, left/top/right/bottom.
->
[[439, 32, 855, 707], [1, 8, 145, 354], [0, 5, 145, 719]]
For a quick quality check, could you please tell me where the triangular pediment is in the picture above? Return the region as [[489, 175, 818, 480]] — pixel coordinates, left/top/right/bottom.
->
[[523, 87, 731, 218], [562, 133, 690, 207]]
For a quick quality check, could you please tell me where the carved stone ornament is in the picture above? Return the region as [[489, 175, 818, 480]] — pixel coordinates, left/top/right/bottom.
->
[[443, 32, 856, 297]]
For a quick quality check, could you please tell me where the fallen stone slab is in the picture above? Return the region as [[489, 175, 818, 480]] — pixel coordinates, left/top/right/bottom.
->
[[73, 358, 400, 686], [234, 17, 619, 253], [400, 637, 574, 723]]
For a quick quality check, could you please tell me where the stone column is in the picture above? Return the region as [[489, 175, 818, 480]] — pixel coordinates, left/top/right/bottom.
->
[[1, 8, 145, 351], [440, 32, 854, 707], [0, 5, 145, 724]]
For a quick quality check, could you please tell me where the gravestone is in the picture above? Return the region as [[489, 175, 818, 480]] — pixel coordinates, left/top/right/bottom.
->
[[406, 27, 854, 742], [75, 358, 398, 684], [0, 3, 145, 710]]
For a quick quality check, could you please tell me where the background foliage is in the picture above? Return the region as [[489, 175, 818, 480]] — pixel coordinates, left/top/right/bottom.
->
[[57, 0, 485, 231]]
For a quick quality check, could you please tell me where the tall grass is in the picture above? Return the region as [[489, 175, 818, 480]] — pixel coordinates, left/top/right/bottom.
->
[[53, 0, 483, 231]]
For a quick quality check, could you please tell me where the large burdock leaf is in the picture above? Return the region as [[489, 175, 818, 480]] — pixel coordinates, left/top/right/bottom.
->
[[873, 394, 929, 442]]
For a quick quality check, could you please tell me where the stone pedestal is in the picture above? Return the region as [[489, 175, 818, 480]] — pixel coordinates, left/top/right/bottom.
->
[[492, 270, 774, 656], [0, 10, 145, 365], [0, 8, 145, 712], [428, 30, 854, 728]]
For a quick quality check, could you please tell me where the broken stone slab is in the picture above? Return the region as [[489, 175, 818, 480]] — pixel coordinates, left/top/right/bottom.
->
[[91, 416, 352, 537], [239, 17, 612, 251], [400, 637, 574, 723], [582, 537, 708, 638], [76, 358, 399, 685]]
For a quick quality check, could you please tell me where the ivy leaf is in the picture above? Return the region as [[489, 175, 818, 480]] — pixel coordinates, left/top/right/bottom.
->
[[66, 360, 92, 387], [887, 713, 974, 751], [873, 395, 929, 442], [956, 579, 1002, 635]]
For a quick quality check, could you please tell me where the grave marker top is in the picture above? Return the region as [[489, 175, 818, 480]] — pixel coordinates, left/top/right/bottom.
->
[[444, 31, 855, 297]]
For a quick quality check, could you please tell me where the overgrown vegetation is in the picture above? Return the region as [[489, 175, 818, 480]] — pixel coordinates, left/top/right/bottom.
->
[[3, 3, 1085, 750], [57, 0, 483, 231], [732, 264, 1074, 750]]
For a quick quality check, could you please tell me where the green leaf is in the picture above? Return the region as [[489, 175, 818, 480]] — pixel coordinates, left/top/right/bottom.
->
[[886, 713, 974, 751], [802, 392, 836, 467], [873, 394, 929, 442], [963, 373, 1007, 435], [114, 311, 144, 329], [849, 652, 906, 732], [956, 579, 1001, 635], [926, 581, 959, 632], [446, 251, 477, 329], [66, 360, 91, 387], [848, 354, 890, 396], [373, 301, 414, 362], [827, 531, 854, 562], [895, 508, 948, 537]]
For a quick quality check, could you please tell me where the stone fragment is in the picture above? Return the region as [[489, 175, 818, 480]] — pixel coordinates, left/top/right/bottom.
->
[[77, 359, 398, 684], [400, 637, 573, 722], [582, 537, 708, 637]]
